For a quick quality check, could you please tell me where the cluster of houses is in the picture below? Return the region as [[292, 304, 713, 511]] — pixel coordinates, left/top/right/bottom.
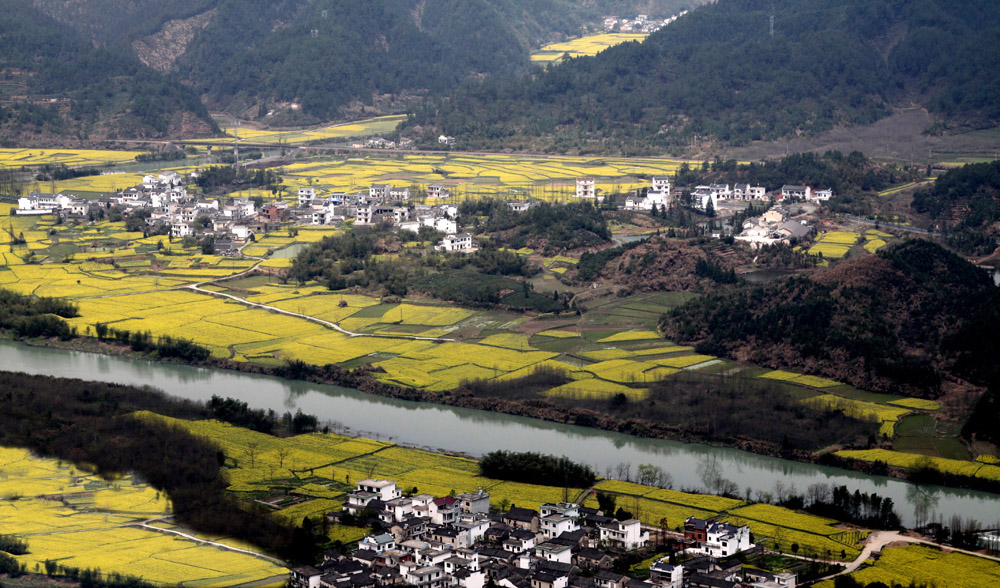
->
[[601, 13, 686, 34], [571, 177, 832, 216], [13, 165, 834, 259], [13, 173, 471, 255], [734, 205, 813, 249], [291, 479, 794, 588], [359, 137, 415, 150]]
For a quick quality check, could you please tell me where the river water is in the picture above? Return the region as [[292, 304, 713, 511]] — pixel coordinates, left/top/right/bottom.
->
[[2, 339, 997, 528]]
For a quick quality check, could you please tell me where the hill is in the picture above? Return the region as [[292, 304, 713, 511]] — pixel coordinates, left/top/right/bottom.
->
[[659, 240, 1000, 398], [31, 0, 700, 124], [404, 0, 1000, 153], [0, 0, 216, 143], [912, 160, 1000, 255]]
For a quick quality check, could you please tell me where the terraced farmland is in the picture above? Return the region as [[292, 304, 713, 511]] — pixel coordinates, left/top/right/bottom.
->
[[0, 446, 287, 586]]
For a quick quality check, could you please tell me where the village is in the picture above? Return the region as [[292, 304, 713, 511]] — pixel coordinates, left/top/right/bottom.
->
[[291, 478, 793, 588], [13, 169, 835, 257]]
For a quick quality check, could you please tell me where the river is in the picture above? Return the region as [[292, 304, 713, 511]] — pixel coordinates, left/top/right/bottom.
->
[[2, 339, 997, 528]]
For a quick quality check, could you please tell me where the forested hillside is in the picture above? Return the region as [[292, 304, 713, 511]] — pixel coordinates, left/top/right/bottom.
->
[[30, 0, 701, 124], [0, 0, 216, 142], [912, 160, 1000, 255], [405, 0, 1000, 152], [660, 240, 1000, 398]]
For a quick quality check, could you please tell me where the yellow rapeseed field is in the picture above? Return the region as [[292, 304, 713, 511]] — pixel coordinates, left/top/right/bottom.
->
[[0, 446, 287, 585]]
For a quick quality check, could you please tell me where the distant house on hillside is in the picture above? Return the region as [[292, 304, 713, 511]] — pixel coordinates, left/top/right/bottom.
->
[[575, 178, 596, 199], [780, 185, 811, 201]]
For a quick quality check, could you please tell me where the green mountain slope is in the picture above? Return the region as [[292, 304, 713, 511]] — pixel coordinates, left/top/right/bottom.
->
[[404, 0, 1000, 152], [659, 240, 1000, 398], [0, 0, 216, 142], [30, 0, 701, 123]]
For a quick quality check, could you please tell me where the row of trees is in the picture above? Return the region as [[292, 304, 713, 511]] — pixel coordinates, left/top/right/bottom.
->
[[0, 287, 79, 340], [479, 450, 596, 488], [93, 323, 211, 362], [207, 395, 318, 435]]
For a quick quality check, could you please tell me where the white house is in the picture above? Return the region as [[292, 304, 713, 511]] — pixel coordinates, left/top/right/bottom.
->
[[427, 185, 451, 199], [733, 184, 767, 201], [289, 566, 323, 588], [648, 560, 683, 588], [507, 202, 533, 213], [298, 187, 317, 206], [540, 514, 579, 539], [650, 176, 671, 195], [598, 519, 648, 551], [534, 543, 572, 564], [435, 233, 475, 252], [390, 186, 411, 201], [346, 479, 401, 513], [400, 562, 446, 588], [17, 192, 75, 215], [369, 184, 392, 200], [360, 533, 397, 554], [170, 223, 193, 238], [702, 521, 753, 558], [813, 188, 834, 201], [780, 185, 811, 201], [575, 178, 596, 199], [691, 186, 720, 212], [423, 216, 457, 234]]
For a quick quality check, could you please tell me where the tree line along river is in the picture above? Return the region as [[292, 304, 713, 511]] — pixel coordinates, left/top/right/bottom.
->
[[2, 338, 998, 529]]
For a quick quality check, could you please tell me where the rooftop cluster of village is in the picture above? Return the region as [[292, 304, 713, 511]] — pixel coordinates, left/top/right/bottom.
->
[[601, 13, 688, 34], [291, 478, 793, 588], [14, 169, 834, 255]]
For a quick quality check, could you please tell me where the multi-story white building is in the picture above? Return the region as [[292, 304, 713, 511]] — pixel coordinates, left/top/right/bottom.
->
[[702, 521, 753, 558], [298, 187, 317, 206], [575, 178, 596, 199], [598, 519, 648, 551], [435, 233, 475, 252], [346, 479, 401, 513]]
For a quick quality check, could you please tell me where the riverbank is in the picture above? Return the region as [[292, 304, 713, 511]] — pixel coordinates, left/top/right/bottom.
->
[[10, 331, 994, 497]]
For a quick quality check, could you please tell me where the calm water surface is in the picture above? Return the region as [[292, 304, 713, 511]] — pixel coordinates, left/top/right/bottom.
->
[[1, 339, 997, 528]]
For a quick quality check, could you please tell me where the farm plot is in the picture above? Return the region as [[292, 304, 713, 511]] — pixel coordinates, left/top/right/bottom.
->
[[836, 449, 992, 480], [0, 446, 287, 586], [531, 33, 648, 63], [814, 544, 1000, 588]]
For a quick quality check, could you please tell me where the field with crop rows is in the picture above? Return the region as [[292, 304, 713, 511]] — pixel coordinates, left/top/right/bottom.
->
[[836, 449, 1000, 481], [814, 544, 1000, 588], [531, 33, 648, 63], [801, 395, 911, 437], [206, 115, 407, 145], [807, 231, 860, 258], [138, 412, 864, 558], [0, 148, 144, 168], [279, 153, 692, 202], [0, 446, 287, 586]]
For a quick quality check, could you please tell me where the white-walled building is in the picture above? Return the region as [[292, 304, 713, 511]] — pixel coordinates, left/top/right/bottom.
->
[[298, 186, 317, 206], [702, 521, 753, 558], [346, 479, 401, 513], [733, 184, 767, 201], [648, 560, 684, 588], [435, 233, 475, 252], [575, 178, 596, 199], [780, 185, 812, 201], [598, 519, 648, 551]]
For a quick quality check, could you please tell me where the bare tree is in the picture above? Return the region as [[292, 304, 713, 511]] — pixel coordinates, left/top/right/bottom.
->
[[275, 447, 291, 470], [244, 441, 260, 469]]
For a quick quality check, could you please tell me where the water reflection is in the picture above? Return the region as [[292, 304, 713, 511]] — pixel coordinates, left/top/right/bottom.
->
[[1, 339, 999, 528]]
